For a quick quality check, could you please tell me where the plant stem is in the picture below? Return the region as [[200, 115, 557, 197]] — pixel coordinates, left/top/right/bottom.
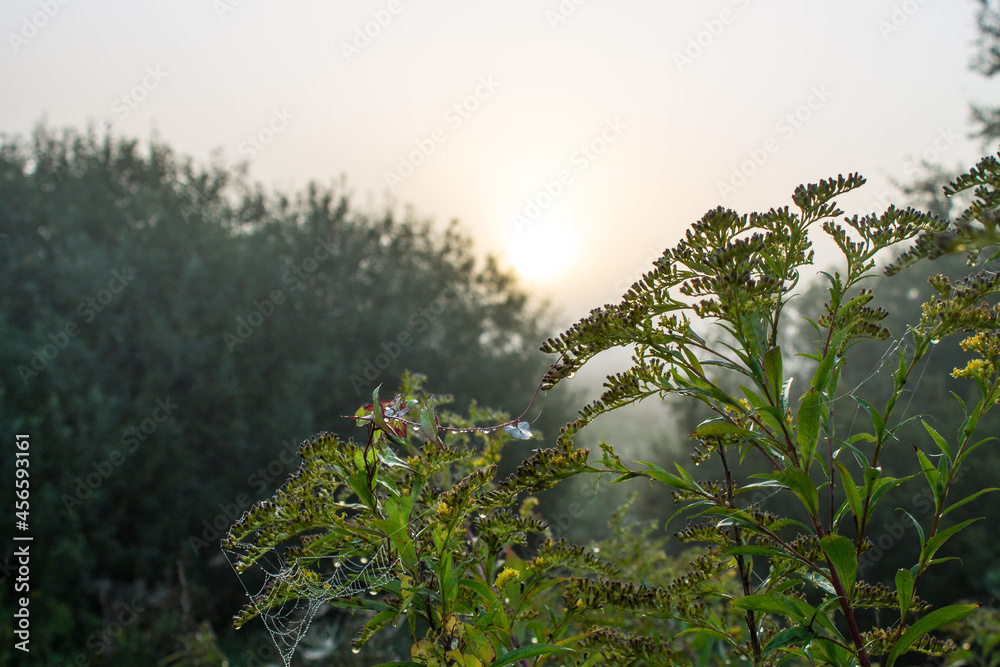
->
[[814, 521, 871, 667], [718, 444, 763, 665]]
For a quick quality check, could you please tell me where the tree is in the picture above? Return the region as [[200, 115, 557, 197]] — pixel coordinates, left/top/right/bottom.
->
[[971, 0, 1000, 143]]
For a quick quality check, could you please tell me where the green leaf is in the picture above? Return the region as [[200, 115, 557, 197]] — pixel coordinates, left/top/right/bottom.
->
[[739, 386, 784, 431], [921, 518, 980, 566], [810, 352, 836, 392], [914, 447, 944, 510], [895, 568, 914, 619], [724, 545, 789, 559], [833, 460, 863, 525], [956, 436, 997, 468], [420, 401, 439, 444], [941, 487, 999, 517], [693, 419, 755, 438], [852, 396, 885, 443], [921, 420, 952, 463], [373, 493, 417, 566], [730, 592, 797, 616], [492, 645, 575, 667], [886, 604, 979, 667], [820, 534, 857, 597], [776, 466, 820, 518], [797, 389, 823, 468], [764, 345, 783, 399], [870, 474, 910, 508], [763, 626, 814, 654], [899, 509, 926, 549], [635, 460, 690, 491], [458, 578, 497, 606]]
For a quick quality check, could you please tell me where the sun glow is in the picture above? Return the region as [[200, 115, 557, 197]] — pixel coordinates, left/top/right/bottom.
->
[[504, 214, 577, 286]]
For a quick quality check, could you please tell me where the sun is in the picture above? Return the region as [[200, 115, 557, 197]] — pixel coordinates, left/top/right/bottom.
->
[[504, 214, 576, 286]]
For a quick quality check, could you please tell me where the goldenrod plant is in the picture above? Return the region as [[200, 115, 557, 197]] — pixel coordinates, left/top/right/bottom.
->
[[227, 152, 1000, 666], [224, 375, 603, 666], [540, 155, 1000, 666]]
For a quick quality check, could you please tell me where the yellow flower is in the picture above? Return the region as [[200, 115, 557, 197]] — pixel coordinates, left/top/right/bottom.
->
[[494, 567, 519, 590], [953, 358, 993, 379]]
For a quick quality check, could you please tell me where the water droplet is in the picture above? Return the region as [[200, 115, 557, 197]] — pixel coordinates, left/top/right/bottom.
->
[[931, 338, 941, 345], [334, 562, 341, 568], [360, 557, 368, 564], [592, 547, 600, 553], [369, 590, 378, 595], [531, 637, 538, 644], [351, 647, 361, 654]]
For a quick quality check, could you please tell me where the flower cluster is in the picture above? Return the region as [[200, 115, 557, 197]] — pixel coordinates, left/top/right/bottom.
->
[[952, 332, 1000, 403]]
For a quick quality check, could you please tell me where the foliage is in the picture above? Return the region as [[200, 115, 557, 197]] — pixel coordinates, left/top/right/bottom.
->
[[967, 0, 1000, 144], [536, 156, 1000, 665], [225, 373, 608, 666], [230, 152, 1000, 667], [0, 124, 561, 664], [940, 606, 1000, 667]]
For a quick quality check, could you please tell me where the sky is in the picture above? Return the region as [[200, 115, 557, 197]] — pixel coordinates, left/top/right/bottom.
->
[[2, 0, 996, 320]]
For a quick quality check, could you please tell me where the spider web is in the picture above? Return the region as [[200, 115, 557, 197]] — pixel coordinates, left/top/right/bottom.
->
[[223, 534, 401, 667]]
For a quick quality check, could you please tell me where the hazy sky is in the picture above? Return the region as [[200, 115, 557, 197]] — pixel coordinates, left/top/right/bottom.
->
[[2, 0, 995, 318]]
